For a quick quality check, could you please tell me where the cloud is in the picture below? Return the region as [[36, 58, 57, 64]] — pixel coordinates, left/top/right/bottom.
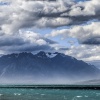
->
[[82, 37, 100, 45], [0, 36, 26, 46], [0, 0, 73, 34], [0, 0, 100, 34], [65, 45, 100, 61], [46, 22, 100, 45], [0, 31, 58, 54], [0, 0, 100, 62]]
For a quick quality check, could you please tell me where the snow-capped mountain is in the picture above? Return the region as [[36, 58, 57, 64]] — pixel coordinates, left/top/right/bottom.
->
[[0, 51, 99, 84]]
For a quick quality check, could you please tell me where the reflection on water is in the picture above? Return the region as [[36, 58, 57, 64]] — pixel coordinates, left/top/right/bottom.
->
[[0, 87, 100, 100]]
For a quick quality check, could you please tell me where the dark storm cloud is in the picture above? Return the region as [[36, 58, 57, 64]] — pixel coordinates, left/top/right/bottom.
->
[[0, 32, 58, 53], [82, 37, 100, 45], [36, 5, 100, 26], [9, 45, 53, 52], [0, 36, 27, 46], [58, 47, 69, 51]]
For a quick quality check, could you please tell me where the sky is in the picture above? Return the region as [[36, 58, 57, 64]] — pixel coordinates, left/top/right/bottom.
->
[[0, 0, 100, 62]]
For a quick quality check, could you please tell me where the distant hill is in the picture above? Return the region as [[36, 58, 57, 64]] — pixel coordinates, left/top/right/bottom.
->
[[87, 60, 100, 69], [76, 79, 100, 85], [0, 51, 99, 84]]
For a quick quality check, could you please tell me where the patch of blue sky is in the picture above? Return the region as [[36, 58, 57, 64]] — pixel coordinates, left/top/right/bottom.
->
[[0, 1, 10, 6], [75, 0, 87, 2], [51, 36, 79, 47], [32, 26, 79, 47], [34, 28, 52, 35], [50, 19, 98, 47], [34, 25, 70, 35], [22, 20, 86, 48]]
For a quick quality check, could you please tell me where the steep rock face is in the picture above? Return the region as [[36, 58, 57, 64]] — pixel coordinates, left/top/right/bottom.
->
[[0, 51, 99, 83]]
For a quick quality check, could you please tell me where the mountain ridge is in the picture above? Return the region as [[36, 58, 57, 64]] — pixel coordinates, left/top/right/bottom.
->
[[0, 51, 99, 84]]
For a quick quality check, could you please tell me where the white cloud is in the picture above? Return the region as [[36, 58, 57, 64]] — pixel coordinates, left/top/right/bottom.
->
[[0, 0, 100, 34], [46, 21, 100, 44], [0, 0, 74, 34], [0, 0, 100, 62], [21, 31, 47, 45], [45, 21, 100, 61], [65, 45, 100, 61]]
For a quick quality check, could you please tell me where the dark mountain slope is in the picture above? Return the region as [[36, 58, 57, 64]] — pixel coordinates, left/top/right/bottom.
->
[[0, 51, 99, 84]]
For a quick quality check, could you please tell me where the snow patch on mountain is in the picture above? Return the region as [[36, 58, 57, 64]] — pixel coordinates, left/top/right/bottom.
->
[[46, 53, 57, 58], [15, 54, 19, 58]]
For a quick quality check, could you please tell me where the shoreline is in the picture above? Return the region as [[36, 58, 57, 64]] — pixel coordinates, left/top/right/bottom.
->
[[0, 85, 100, 90]]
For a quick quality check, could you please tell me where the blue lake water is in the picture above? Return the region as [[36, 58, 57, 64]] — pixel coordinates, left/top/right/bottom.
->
[[0, 87, 100, 100]]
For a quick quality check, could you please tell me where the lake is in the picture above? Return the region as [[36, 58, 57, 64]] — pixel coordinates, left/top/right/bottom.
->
[[0, 85, 100, 100]]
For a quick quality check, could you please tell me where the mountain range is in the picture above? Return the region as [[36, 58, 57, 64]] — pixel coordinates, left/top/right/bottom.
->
[[0, 51, 99, 84]]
